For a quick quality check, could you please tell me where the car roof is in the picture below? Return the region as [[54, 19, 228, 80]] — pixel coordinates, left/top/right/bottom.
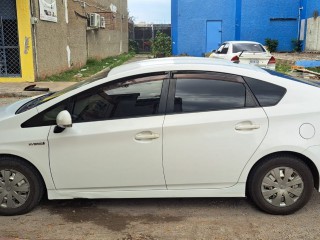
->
[[108, 57, 267, 79], [224, 41, 262, 45]]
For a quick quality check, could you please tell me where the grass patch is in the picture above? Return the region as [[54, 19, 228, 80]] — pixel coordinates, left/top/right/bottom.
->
[[276, 62, 291, 74], [42, 53, 135, 82]]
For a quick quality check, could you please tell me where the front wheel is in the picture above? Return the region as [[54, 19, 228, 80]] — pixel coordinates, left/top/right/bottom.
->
[[248, 155, 314, 215], [0, 157, 44, 216]]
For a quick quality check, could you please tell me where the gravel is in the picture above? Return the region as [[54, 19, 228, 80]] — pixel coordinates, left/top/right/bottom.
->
[[274, 52, 320, 62], [0, 192, 320, 240]]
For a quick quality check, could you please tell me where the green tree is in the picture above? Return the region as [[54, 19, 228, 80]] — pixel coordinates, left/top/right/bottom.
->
[[291, 39, 303, 52], [152, 31, 172, 57], [265, 38, 279, 53], [129, 40, 139, 53]]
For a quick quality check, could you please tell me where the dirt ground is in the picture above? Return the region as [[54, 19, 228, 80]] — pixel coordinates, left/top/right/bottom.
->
[[0, 192, 320, 240], [273, 52, 320, 61], [0, 97, 25, 106]]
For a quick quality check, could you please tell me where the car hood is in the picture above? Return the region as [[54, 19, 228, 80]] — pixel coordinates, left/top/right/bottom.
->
[[0, 98, 33, 121]]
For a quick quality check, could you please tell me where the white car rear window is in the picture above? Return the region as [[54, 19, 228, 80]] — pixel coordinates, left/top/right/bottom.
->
[[233, 43, 266, 53]]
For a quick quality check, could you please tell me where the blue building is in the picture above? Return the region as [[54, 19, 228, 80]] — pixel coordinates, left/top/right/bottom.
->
[[171, 0, 320, 56]]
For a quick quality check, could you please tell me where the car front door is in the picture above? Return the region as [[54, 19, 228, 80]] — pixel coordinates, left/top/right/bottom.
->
[[48, 74, 168, 190], [163, 72, 268, 189]]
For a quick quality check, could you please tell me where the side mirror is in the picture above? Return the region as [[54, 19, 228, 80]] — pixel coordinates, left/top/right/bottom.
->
[[54, 110, 72, 133], [212, 49, 216, 53]]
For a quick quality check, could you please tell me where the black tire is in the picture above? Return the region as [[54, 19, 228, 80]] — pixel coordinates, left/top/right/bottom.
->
[[248, 154, 314, 215], [0, 156, 44, 216]]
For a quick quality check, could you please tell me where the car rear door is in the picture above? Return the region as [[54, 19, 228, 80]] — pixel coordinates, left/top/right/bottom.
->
[[163, 72, 268, 189]]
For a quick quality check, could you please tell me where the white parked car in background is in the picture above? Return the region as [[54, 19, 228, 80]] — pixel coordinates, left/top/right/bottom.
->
[[209, 41, 276, 70], [0, 57, 320, 216]]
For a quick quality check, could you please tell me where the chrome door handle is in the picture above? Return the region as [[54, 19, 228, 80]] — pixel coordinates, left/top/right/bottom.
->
[[135, 131, 160, 141], [235, 123, 260, 131]]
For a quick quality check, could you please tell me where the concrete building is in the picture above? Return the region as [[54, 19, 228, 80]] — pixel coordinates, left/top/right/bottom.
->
[[171, 0, 320, 56], [0, 0, 128, 82], [304, 1, 320, 51]]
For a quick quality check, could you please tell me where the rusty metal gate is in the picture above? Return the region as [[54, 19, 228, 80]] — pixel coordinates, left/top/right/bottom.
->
[[0, 0, 21, 77]]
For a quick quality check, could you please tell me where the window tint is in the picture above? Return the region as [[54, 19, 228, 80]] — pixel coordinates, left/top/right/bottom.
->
[[174, 79, 246, 113], [73, 79, 164, 122], [21, 101, 68, 128], [232, 43, 265, 53], [22, 78, 165, 128], [244, 77, 286, 107]]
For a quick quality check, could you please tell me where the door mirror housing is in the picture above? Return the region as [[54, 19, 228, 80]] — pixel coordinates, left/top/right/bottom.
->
[[56, 110, 72, 128]]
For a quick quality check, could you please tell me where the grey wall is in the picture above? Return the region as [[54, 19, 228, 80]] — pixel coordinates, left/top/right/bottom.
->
[[304, 1, 320, 51], [32, 0, 69, 78], [32, 0, 128, 79], [305, 17, 320, 51]]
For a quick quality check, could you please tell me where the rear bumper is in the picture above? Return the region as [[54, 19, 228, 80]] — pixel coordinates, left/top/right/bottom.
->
[[264, 64, 276, 71]]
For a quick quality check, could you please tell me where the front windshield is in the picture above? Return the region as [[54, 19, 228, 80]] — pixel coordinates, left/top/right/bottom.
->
[[16, 76, 106, 114]]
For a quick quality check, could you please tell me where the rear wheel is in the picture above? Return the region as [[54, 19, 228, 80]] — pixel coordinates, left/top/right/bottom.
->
[[0, 157, 44, 216], [248, 155, 314, 215]]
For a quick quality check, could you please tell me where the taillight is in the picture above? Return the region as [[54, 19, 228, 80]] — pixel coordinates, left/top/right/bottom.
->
[[231, 55, 240, 63], [268, 56, 276, 65]]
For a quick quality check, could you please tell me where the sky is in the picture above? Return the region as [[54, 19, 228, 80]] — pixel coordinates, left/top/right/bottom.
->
[[128, 0, 171, 24]]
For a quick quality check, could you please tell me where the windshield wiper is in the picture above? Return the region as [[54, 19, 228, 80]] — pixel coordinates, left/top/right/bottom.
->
[[16, 92, 56, 114]]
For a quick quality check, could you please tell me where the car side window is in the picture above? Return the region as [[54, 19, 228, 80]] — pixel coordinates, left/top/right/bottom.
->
[[72, 78, 164, 123], [244, 77, 287, 107], [220, 43, 229, 54], [173, 78, 248, 113], [21, 101, 69, 128], [216, 44, 225, 54]]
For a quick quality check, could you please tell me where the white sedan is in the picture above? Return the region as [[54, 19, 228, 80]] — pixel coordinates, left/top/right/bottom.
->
[[0, 57, 319, 216], [209, 41, 276, 70]]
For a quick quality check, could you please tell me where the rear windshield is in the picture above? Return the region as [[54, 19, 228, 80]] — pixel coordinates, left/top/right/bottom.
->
[[264, 69, 320, 88], [233, 43, 266, 53]]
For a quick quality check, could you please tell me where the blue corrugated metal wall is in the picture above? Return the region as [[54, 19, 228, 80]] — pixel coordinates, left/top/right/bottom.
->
[[241, 0, 300, 51], [172, 0, 305, 56], [171, 0, 236, 56], [306, 0, 320, 17]]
